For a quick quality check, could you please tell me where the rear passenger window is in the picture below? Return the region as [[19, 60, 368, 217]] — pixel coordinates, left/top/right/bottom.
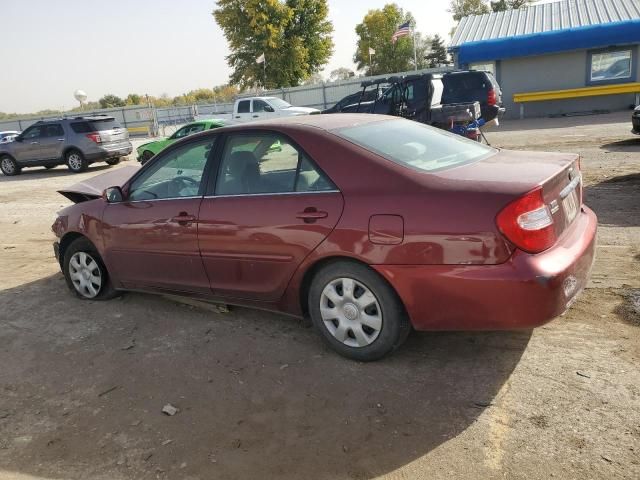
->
[[45, 124, 64, 137], [237, 100, 250, 114], [70, 122, 91, 133], [215, 135, 335, 195]]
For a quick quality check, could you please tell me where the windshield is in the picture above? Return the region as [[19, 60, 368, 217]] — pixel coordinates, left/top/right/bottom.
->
[[336, 119, 495, 172], [267, 98, 292, 109]]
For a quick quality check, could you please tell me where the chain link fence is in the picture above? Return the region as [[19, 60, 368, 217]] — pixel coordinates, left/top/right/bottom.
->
[[0, 66, 453, 137]]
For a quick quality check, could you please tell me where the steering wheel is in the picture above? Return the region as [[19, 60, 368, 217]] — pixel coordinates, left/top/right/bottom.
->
[[168, 176, 199, 197]]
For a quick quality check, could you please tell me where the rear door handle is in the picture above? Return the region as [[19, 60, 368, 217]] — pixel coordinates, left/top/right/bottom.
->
[[296, 209, 328, 223], [30, 141, 39, 145], [171, 213, 196, 225], [252, 115, 259, 118], [57, 138, 65, 141]]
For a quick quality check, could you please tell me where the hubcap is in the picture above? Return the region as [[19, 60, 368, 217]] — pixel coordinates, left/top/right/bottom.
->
[[69, 252, 102, 298], [1, 158, 15, 173], [68, 154, 82, 170], [320, 277, 382, 348]]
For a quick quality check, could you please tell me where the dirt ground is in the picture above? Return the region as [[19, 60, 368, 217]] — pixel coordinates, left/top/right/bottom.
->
[[0, 112, 639, 480]]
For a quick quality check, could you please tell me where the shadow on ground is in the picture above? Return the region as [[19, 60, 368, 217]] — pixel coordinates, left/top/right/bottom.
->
[[600, 138, 640, 152], [584, 173, 640, 227], [494, 111, 630, 133], [0, 164, 113, 182], [0, 275, 531, 479]]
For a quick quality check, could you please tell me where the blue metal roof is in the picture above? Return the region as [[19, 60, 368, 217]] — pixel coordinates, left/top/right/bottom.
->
[[449, 0, 640, 64]]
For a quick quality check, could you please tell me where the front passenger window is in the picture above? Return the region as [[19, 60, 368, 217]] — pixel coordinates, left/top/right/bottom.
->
[[128, 138, 215, 201]]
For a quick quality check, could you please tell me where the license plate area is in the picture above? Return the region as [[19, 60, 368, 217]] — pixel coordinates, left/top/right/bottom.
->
[[562, 186, 579, 224]]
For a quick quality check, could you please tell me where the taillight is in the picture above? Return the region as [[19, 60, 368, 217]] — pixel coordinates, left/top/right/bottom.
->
[[496, 187, 556, 254], [86, 132, 102, 143], [487, 88, 497, 106]]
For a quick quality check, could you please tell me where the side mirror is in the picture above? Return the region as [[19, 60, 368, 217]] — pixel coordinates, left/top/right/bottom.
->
[[264, 105, 275, 113], [103, 186, 124, 203], [14, 135, 23, 142]]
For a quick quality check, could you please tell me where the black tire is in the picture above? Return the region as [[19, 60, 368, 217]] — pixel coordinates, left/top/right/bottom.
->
[[105, 157, 121, 166], [0, 155, 21, 176], [63, 237, 119, 301], [65, 149, 88, 173], [308, 261, 411, 361], [140, 150, 154, 165]]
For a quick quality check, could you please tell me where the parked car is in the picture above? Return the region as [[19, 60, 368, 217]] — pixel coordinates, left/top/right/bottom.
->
[[632, 105, 640, 135], [0, 116, 132, 176], [442, 70, 505, 122], [137, 119, 227, 164], [322, 88, 387, 114], [0, 130, 20, 144], [52, 114, 596, 361], [232, 97, 319, 122]]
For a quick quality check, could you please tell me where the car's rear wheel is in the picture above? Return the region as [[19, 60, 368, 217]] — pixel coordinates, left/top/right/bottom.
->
[[63, 237, 118, 300], [308, 261, 411, 361], [106, 157, 121, 166], [66, 149, 88, 173], [0, 156, 21, 176], [141, 150, 154, 165]]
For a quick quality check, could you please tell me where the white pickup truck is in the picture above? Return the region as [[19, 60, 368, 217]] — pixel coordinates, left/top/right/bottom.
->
[[231, 97, 319, 122]]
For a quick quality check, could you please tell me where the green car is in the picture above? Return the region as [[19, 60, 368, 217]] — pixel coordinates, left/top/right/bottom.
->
[[137, 119, 227, 164]]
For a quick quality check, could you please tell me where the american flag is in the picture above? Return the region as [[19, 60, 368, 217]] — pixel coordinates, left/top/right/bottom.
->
[[391, 22, 411, 43]]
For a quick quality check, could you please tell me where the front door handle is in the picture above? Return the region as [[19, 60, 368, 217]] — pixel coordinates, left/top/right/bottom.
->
[[253, 115, 259, 118], [296, 208, 328, 223], [171, 213, 196, 225], [30, 141, 39, 145]]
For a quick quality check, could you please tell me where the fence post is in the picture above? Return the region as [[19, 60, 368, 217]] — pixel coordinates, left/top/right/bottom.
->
[[18, 119, 23, 130], [121, 108, 128, 128], [321, 82, 327, 109]]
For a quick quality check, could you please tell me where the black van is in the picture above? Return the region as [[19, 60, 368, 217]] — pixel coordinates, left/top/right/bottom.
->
[[442, 70, 505, 122]]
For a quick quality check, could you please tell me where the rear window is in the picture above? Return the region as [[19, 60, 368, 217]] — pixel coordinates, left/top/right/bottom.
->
[[444, 73, 490, 91], [336, 119, 494, 172], [70, 118, 122, 133]]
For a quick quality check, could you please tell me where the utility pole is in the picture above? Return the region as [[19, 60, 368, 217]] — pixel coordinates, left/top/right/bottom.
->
[[412, 26, 418, 71]]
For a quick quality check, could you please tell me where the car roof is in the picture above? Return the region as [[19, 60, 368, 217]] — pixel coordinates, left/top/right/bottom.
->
[[190, 119, 226, 126]]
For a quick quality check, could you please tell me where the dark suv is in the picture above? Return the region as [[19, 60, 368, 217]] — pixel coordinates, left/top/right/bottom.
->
[[0, 116, 132, 176], [442, 70, 504, 122]]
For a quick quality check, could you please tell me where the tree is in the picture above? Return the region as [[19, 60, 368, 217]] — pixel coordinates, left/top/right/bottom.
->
[[99, 94, 126, 109], [329, 67, 355, 81], [125, 94, 142, 105], [354, 4, 429, 76], [491, 0, 532, 11], [213, 0, 333, 89], [449, 0, 490, 22], [424, 35, 450, 68], [302, 72, 324, 85]]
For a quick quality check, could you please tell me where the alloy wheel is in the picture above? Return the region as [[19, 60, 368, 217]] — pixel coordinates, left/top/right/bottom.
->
[[320, 277, 383, 348], [1, 158, 15, 174], [68, 153, 83, 171], [69, 251, 102, 298]]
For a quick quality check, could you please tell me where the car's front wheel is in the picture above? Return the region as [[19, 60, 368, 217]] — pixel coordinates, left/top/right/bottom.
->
[[308, 261, 411, 361], [106, 157, 121, 166], [63, 237, 118, 300], [140, 150, 154, 165], [0, 156, 21, 176], [65, 149, 88, 173]]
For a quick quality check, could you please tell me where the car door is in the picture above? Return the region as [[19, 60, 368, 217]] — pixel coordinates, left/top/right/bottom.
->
[[198, 132, 344, 302], [251, 99, 272, 121], [234, 99, 252, 122], [39, 123, 65, 160], [13, 125, 45, 162], [101, 136, 216, 294]]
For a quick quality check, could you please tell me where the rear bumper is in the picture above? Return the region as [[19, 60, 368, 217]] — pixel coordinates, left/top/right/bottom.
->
[[85, 143, 133, 161], [373, 206, 597, 331]]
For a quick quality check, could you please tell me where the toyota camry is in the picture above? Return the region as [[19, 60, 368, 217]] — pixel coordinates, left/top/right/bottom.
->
[[52, 114, 597, 361]]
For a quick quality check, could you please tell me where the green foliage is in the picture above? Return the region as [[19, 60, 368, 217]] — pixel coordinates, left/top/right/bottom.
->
[[99, 94, 126, 109], [491, 0, 533, 11], [425, 35, 450, 68], [354, 3, 430, 76], [125, 94, 143, 105], [213, 0, 333, 89], [449, 0, 490, 22]]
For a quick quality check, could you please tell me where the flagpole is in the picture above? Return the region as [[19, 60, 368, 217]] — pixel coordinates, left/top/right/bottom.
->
[[263, 55, 267, 90], [412, 27, 418, 71]]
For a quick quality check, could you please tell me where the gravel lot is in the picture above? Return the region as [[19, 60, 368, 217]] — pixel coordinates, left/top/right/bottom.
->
[[0, 112, 638, 480]]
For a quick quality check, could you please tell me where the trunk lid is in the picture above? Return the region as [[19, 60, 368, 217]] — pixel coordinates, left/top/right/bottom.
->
[[58, 165, 139, 203], [434, 149, 582, 241]]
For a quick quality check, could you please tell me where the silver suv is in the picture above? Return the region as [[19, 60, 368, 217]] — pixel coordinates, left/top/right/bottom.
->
[[0, 115, 133, 176]]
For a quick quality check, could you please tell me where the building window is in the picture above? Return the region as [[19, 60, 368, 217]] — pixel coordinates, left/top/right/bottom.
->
[[469, 62, 495, 76], [589, 49, 632, 82]]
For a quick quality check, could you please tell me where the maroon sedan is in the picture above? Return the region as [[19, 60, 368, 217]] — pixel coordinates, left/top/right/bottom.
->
[[52, 114, 596, 361]]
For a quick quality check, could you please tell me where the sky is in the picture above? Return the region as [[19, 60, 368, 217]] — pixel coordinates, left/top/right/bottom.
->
[[1, 0, 455, 113]]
